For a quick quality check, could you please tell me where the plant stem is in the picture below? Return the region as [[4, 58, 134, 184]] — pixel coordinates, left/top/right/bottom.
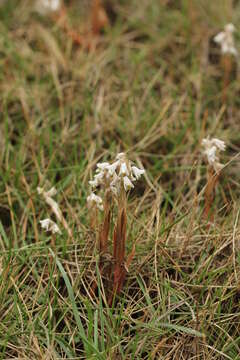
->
[[111, 189, 127, 303], [222, 54, 232, 104], [203, 166, 219, 220]]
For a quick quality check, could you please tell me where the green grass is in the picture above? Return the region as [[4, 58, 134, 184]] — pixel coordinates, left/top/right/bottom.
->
[[0, 0, 240, 358]]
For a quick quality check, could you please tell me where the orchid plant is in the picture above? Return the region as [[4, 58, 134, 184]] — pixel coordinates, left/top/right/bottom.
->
[[214, 23, 237, 57], [88, 152, 145, 303], [213, 23, 237, 103], [38, 186, 72, 237], [201, 137, 226, 219]]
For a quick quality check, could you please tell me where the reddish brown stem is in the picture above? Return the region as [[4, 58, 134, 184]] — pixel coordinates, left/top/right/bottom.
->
[[91, 0, 109, 35], [203, 167, 219, 220], [110, 191, 127, 304], [222, 54, 232, 104], [99, 190, 111, 254]]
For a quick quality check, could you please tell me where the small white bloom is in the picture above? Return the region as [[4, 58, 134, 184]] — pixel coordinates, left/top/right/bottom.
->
[[35, 0, 61, 15], [106, 161, 119, 176], [225, 23, 235, 33], [87, 192, 104, 211], [110, 173, 121, 195], [110, 185, 118, 195], [205, 146, 217, 165], [97, 162, 110, 171], [40, 218, 61, 234], [94, 172, 105, 182], [89, 179, 98, 187], [214, 23, 237, 56], [119, 162, 129, 176], [89, 172, 104, 188], [131, 166, 145, 180], [116, 152, 126, 160], [212, 138, 226, 151], [123, 176, 134, 191], [202, 137, 225, 172]]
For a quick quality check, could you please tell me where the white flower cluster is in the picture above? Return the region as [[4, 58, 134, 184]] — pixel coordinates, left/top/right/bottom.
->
[[87, 153, 145, 209], [214, 23, 237, 56], [35, 0, 61, 15], [40, 218, 61, 234], [202, 137, 226, 172], [87, 192, 104, 211]]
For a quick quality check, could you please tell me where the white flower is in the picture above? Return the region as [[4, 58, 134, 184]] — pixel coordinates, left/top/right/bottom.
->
[[40, 218, 61, 234], [119, 162, 129, 176], [123, 176, 134, 191], [202, 137, 226, 172], [110, 173, 121, 195], [212, 138, 226, 151], [206, 146, 217, 165], [88, 153, 145, 196], [116, 152, 126, 160], [89, 171, 105, 188], [37, 185, 72, 237], [89, 179, 98, 187], [97, 162, 110, 171], [131, 166, 145, 180], [214, 23, 237, 56], [87, 192, 104, 211], [106, 161, 119, 176], [35, 0, 61, 15]]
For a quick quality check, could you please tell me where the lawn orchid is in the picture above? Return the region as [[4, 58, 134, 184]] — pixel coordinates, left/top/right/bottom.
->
[[88, 152, 145, 303], [202, 137, 226, 172], [214, 23, 237, 56], [201, 137, 226, 219], [37, 186, 72, 237]]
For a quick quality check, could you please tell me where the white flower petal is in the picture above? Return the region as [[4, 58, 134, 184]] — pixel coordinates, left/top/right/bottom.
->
[[87, 192, 103, 211], [123, 176, 134, 191], [202, 136, 225, 171], [214, 24, 237, 56], [212, 138, 226, 151], [89, 180, 98, 187], [110, 185, 118, 195], [119, 162, 129, 176], [35, 0, 61, 15], [106, 161, 119, 175], [131, 166, 145, 180], [40, 218, 61, 234], [97, 162, 110, 170], [214, 32, 225, 44], [116, 152, 126, 160], [225, 23, 235, 33]]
